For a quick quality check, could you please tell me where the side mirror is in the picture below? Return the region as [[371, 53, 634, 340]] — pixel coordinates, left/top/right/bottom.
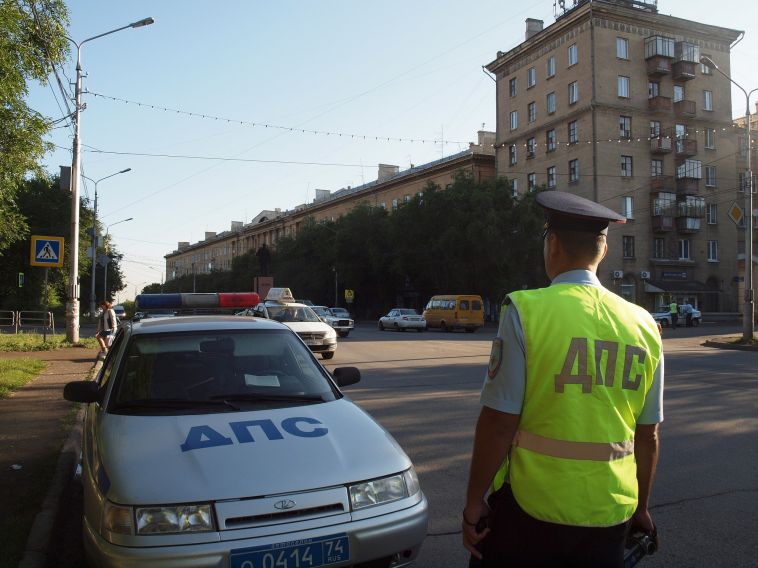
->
[[63, 381, 102, 404], [332, 367, 360, 388]]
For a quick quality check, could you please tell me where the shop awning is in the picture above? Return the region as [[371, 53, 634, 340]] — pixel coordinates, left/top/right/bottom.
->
[[645, 280, 720, 294]]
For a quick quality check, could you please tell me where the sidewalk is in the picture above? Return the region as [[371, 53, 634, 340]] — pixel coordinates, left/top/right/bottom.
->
[[0, 347, 98, 568]]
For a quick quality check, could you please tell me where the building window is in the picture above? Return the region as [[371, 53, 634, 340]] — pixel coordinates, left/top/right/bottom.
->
[[678, 239, 690, 260], [380, 202, 386, 210], [509, 144, 518, 166], [704, 128, 715, 149], [621, 155, 633, 177], [650, 120, 662, 137], [616, 37, 629, 60], [568, 120, 578, 144], [619, 115, 632, 139], [528, 172, 537, 191], [528, 101, 537, 122], [527, 137, 536, 158], [621, 196, 634, 219], [673, 85, 684, 103], [617, 76, 630, 98], [622, 236, 635, 258], [703, 90, 713, 111], [705, 166, 717, 187], [569, 159, 579, 183], [646, 36, 675, 58], [509, 77, 518, 97], [510, 179, 518, 197], [527, 66, 536, 88], [653, 238, 665, 259], [568, 81, 579, 104], [547, 166, 556, 189], [546, 129, 556, 152], [700, 55, 713, 75], [677, 159, 702, 180], [708, 240, 718, 262], [546, 91, 556, 114], [651, 159, 663, 177], [546, 55, 556, 78], [510, 110, 518, 130], [568, 43, 578, 66], [392, 199, 399, 210], [707, 203, 717, 224], [648, 81, 660, 98], [652, 192, 675, 216]]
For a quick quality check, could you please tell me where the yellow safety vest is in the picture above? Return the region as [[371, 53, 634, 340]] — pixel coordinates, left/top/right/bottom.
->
[[492, 283, 662, 527], [669, 302, 678, 315]]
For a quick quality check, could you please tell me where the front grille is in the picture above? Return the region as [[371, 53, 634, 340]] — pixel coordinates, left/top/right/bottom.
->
[[225, 503, 344, 528], [297, 332, 325, 341]]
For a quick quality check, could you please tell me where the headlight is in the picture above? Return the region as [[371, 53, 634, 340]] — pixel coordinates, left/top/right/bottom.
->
[[103, 501, 133, 535], [349, 467, 420, 510], [135, 504, 215, 534]]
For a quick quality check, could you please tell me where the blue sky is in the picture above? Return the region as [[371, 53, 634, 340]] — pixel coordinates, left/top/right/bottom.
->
[[26, 0, 758, 301]]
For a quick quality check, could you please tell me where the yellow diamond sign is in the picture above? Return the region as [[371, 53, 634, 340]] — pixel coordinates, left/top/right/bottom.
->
[[728, 202, 744, 226]]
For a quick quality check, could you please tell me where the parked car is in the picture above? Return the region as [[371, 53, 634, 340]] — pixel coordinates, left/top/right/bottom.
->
[[650, 305, 701, 327], [64, 293, 427, 568], [312, 306, 354, 337], [379, 308, 426, 332], [247, 288, 338, 359]]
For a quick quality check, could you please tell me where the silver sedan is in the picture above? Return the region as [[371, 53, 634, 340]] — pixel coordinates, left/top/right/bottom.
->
[[379, 309, 427, 332]]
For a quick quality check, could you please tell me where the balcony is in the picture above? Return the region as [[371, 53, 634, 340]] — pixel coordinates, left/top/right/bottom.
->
[[675, 138, 697, 157], [650, 175, 675, 191], [676, 216, 701, 233], [646, 56, 672, 76], [652, 215, 675, 232], [648, 96, 672, 112], [676, 177, 700, 194], [650, 136, 673, 154], [674, 99, 696, 118], [672, 60, 696, 81]]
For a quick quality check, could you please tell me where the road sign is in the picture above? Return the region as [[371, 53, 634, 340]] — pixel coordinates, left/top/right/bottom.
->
[[30, 235, 64, 267], [728, 202, 744, 227], [344, 289, 354, 303]]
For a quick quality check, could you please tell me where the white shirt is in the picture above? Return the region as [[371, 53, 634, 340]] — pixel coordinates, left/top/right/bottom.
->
[[481, 269, 664, 424]]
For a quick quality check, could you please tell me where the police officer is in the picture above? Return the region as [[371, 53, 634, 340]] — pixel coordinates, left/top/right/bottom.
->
[[463, 191, 663, 568], [669, 299, 679, 329]]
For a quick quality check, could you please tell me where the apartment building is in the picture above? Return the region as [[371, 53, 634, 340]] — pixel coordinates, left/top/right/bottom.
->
[[486, 0, 743, 311], [165, 132, 496, 280]]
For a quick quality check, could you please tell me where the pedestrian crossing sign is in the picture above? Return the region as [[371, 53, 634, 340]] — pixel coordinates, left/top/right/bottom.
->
[[30, 235, 64, 267]]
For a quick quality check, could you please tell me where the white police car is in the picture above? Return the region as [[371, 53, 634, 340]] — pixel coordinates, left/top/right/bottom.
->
[[64, 292, 428, 568], [248, 289, 338, 360]]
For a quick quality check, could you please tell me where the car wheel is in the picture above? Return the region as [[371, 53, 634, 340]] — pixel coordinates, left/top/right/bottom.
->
[[692, 318, 700, 327], [441, 321, 450, 332], [338, 331, 349, 337], [416, 327, 423, 333], [321, 352, 335, 360], [465, 327, 475, 333], [378, 322, 385, 331], [660, 319, 669, 328]]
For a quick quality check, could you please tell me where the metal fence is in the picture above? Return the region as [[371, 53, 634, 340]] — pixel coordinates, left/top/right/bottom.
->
[[0, 311, 56, 334]]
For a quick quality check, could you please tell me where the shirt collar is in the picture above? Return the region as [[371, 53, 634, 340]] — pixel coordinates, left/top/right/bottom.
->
[[550, 269, 603, 288]]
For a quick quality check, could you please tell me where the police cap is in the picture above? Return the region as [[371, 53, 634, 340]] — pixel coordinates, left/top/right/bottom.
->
[[536, 191, 626, 234]]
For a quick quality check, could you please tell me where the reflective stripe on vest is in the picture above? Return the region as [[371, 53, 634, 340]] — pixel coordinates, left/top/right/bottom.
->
[[514, 430, 634, 462]]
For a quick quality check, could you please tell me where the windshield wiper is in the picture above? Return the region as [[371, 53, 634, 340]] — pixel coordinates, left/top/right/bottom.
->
[[210, 393, 325, 403], [113, 398, 239, 411]]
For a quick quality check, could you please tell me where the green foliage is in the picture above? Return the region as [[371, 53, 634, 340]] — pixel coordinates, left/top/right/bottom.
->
[[0, 0, 69, 256], [0, 333, 98, 352], [0, 358, 46, 398]]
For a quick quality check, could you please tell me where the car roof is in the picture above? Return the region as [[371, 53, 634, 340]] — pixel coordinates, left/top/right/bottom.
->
[[130, 315, 288, 336], [263, 300, 310, 309]]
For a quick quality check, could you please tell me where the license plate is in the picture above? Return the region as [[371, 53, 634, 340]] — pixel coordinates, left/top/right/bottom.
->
[[230, 534, 349, 568], [304, 339, 321, 346]]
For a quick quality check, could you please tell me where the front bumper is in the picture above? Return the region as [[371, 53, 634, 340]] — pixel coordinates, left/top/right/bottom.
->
[[84, 495, 428, 568]]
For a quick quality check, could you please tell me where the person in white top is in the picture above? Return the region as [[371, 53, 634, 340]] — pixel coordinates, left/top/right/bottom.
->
[[96, 301, 118, 354]]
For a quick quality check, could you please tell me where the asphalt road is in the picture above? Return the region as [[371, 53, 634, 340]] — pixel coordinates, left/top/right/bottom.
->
[[46, 322, 757, 567]]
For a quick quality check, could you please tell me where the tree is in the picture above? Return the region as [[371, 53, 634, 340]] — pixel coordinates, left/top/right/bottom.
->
[[0, 0, 69, 255]]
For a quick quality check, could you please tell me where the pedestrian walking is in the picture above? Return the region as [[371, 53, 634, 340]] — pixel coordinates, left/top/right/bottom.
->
[[463, 191, 664, 568], [96, 301, 118, 355]]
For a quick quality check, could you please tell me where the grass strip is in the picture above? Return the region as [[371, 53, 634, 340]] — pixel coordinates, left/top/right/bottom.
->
[[0, 333, 99, 352], [0, 359, 46, 399]]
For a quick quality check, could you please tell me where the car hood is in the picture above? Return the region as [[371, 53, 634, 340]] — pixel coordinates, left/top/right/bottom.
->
[[283, 321, 335, 335], [96, 400, 410, 505]]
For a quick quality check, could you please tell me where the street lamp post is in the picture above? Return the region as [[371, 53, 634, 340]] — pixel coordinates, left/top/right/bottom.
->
[[700, 56, 756, 342], [84, 168, 131, 315], [65, 17, 154, 343], [102, 217, 133, 302]]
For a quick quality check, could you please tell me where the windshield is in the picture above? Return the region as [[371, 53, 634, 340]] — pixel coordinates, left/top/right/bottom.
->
[[266, 304, 321, 323], [109, 329, 337, 415], [311, 306, 330, 317], [330, 308, 349, 317], [399, 309, 419, 315]]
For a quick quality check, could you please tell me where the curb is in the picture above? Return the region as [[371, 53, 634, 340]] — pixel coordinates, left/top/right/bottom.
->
[[703, 340, 758, 352], [18, 358, 102, 568]]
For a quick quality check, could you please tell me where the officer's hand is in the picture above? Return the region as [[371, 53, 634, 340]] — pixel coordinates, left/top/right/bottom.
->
[[631, 508, 659, 550], [462, 502, 490, 560]]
